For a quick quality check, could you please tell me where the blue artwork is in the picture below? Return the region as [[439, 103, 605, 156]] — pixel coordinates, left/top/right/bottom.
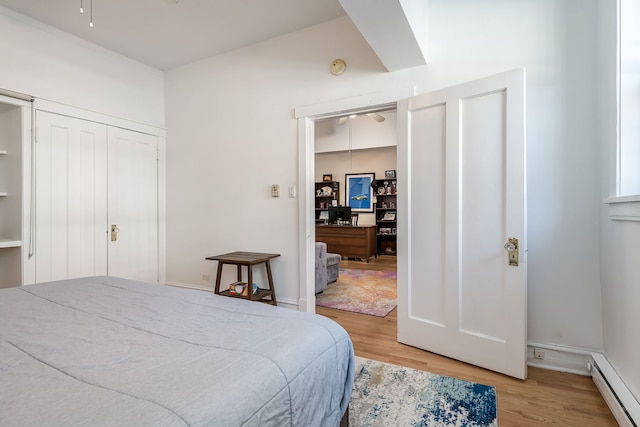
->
[[346, 173, 375, 212]]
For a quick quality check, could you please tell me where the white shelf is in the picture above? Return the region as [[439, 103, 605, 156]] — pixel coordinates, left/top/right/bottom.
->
[[0, 239, 22, 249], [0, 149, 7, 155], [0, 192, 7, 197]]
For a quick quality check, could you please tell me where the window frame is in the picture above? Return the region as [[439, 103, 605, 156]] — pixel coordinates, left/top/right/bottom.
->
[[605, 0, 640, 221]]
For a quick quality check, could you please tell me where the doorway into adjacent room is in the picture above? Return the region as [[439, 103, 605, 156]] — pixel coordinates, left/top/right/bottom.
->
[[313, 110, 398, 324]]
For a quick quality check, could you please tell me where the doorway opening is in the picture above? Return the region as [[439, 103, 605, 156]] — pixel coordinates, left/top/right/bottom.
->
[[295, 89, 410, 315], [312, 110, 398, 320]]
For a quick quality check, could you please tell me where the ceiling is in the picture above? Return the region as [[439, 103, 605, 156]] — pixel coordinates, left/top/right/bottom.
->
[[0, 0, 347, 70]]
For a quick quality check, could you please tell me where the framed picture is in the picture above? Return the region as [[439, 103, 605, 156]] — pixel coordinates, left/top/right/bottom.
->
[[319, 210, 329, 220], [322, 174, 333, 182], [345, 172, 375, 212], [385, 169, 396, 179]]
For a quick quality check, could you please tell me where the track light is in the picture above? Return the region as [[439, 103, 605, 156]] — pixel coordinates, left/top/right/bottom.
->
[[79, 0, 94, 27]]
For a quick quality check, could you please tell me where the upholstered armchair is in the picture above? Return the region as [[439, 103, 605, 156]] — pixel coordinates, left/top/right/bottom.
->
[[315, 242, 341, 294]]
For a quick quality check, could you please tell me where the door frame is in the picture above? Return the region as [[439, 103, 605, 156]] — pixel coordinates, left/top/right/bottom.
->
[[294, 87, 415, 312]]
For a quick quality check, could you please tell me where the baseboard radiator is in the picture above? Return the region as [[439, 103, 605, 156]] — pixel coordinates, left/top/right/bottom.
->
[[590, 353, 639, 427]]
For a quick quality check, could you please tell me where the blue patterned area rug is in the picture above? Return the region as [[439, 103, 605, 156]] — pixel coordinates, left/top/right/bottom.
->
[[350, 359, 497, 427]]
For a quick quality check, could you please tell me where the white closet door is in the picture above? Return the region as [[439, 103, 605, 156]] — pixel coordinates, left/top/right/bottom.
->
[[35, 111, 108, 282], [107, 127, 158, 283]]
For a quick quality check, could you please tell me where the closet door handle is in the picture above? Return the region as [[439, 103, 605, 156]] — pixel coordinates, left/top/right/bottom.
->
[[111, 224, 120, 241]]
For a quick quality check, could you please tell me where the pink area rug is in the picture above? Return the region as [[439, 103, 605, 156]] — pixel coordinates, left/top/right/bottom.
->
[[316, 268, 397, 317]]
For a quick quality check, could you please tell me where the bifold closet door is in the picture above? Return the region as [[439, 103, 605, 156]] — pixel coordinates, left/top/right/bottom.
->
[[35, 111, 108, 282], [107, 127, 159, 283]]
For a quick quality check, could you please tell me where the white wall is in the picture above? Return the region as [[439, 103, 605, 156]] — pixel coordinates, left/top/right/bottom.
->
[[164, 17, 392, 300], [598, 0, 640, 402], [0, 7, 167, 285], [166, 0, 605, 351], [0, 7, 165, 126]]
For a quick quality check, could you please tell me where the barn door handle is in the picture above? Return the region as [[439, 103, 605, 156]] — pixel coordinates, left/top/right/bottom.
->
[[504, 238, 519, 266], [111, 224, 120, 241]]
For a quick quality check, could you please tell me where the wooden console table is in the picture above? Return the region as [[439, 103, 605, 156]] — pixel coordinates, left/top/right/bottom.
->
[[316, 225, 377, 262], [205, 251, 279, 305]]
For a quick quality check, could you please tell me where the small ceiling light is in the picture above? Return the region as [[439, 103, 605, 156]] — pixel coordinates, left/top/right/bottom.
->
[[79, 0, 94, 27], [89, 0, 94, 27]]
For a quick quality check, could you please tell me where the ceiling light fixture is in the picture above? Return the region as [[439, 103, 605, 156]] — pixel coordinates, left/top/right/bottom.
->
[[337, 112, 386, 126], [89, 0, 94, 28], [79, 0, 94, 28]]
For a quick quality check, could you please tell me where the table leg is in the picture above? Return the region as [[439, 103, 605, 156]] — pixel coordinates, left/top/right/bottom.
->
[[265, 260, 277, 306], [214, 262, 224, 295], [247, 265, 254, 301], [236, 265, 242, 281]]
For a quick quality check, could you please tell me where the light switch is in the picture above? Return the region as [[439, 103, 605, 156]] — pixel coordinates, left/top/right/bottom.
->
[[271, 184, 279, 197], [288, 185, 296, 198]]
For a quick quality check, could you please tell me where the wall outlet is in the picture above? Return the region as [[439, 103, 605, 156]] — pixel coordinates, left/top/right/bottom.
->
[[202, 274, 210, 281], [534, 348, 545, 360], [271, 184, 279, 197]]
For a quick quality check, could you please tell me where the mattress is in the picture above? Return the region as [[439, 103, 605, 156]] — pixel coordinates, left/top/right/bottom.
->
[[0, 276, 354, 426]]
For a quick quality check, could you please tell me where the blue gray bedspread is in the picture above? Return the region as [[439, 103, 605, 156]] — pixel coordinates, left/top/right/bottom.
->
[[0, 276, 354, 426]]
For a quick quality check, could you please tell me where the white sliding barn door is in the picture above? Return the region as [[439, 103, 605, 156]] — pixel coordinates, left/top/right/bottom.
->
[[107, 127, 159, 283], [397, 69, 527, 379], [35, 111, 108, 282]]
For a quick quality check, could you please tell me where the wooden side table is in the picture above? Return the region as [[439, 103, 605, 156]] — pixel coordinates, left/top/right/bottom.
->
[[205, 251, 280, 305]]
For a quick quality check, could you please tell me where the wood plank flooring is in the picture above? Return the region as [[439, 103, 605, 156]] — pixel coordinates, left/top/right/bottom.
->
[[317, 256, 617, 426]]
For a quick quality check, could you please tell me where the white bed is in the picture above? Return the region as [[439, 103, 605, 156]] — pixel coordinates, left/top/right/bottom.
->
[[0, 276, 354, 426]]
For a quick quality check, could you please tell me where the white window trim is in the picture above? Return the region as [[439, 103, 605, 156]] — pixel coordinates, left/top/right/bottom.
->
[[604, 196, 640, 221], [605, 0, 640, 221]]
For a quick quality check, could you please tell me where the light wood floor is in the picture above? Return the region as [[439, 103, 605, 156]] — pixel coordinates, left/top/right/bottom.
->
[[317, 256, 617, 426]]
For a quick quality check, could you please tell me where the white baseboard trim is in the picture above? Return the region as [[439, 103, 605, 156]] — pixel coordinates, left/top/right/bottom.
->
[[274, 298, 298, 310], [527, 342, 593, 376], [165, 281, 298, 310], [166, 281, 212, 292]]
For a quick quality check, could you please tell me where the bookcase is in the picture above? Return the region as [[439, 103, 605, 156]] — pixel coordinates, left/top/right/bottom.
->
[[375, 178, 397, 255], [315, 181, 339, 223], [0, 98, 27, 288]]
